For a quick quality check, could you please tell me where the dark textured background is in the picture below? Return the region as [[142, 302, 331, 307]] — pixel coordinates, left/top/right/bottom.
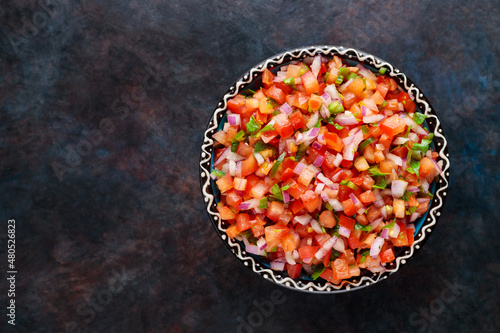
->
[[0, 0, 499, 332]]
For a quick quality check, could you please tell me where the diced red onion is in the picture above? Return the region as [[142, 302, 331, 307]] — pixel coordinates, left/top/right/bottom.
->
[[421, 179, 430, 193], [283, 190, 290, 203], [332, 236, 345, 253], [375, 143, 385, 150], [311, 55, 322, 78], [285, 251, 296, 265], [430, 157, 443, 174], [336, 112, 359, 126], [310, 219, 324, 234], [312, 141, 323, 150], [357, 64, 377, 81], [339, 78, 354, 90], [297, 127, 320, 143], [342, 129, 364, 161], [317, 133, 326, 144], [316, 172, 334, 188], [381, 228, 389, 239], [370, 217, 383, 230], [391, 180, 408, 198], [270, 260, 286, 271], [393, 137, 409, 145], [254, 152, 264, 165], [315, 183, 325, 194], [388, 222, 401, 238], [328, 198, 343, 212], [385, 110, 394, 117], [380, 206, 388, 219], [229, 160, 236, 177], [363, 114, 385, 124], [239, 199, 259, 210], [361, 105, 369, 116], [333, 153, 343, 167], [315, 235, 337, 260], [400, 112, 408, 118], [349, 193, 364, 210], [387, 153, 403, 166], [214, 146, 230, 166], [320, 104, 330, 119], [293, 250, 300, 261], [321, 191, 330, 202], [257, 237, 267, 251], [280, 102, 292, 115], [307, 112, 319, 129], [223, 122, 231, 133], [370, 237, 385, 259], [313, 155, 325, 167], [294, 214, 312, 225], [227, 114, 241, 126], [293, 162, 306, 174], [226, 152, 245, 162], [417, 197, 431, 204], [246, 244, 260, 255], [324, 84, 340, 100], [368, 265, 386, 273], [357, 207, 366, 215], [273, 76, 284, 83], [408, 132, 419, 142], [339, 226, 351, 238], [403, 115, 428, 135], [303, 257, 313, 265], [410, 212, 420, 222], [235, 161, 242, 178], [407, 186, 419, 193]]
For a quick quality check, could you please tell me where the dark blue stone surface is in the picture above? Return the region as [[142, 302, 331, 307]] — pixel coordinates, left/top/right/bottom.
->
[[0, 0, 498, 332]]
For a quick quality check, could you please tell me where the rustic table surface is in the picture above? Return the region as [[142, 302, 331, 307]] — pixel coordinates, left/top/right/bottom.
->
[[1, 0, 499, 332]]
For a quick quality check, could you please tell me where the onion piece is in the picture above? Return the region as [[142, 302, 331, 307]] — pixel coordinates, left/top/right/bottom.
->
[[342, 129, 364, 161], [336, 111, 359, 126], [280, 102, 292, 115], [332, 236, 345, 253], [227, 113, 241, 126], [254, 152, 264, 166], [381, 228, 389, 239], [306, 111, 319, 129], [312, 141, 323, 150], [391, 180, 408, 198], [357, 64, 377, 81], [333, 153, 343, 167], [246, 244, 260, 255], [294, 214, 312, 225], [320, 104, 331, 119], [321, 191, 330, 202], [363, 114, 385, 124], [324, 84, 340, 100], [386, 153, 403, 166], [328, 198, 343, 211], [339, 78, 354, 90], [285, 251, 296, 265], [283, 190, 290, 203], [314, 235, 337, 259], [368, 265, 387, 273], [313, 155, 325, 167], [315, 183, 325, 195], [370, 217, 383, 230], [293, 162, 306, 174], [239, 199, 260, 210], [226, 152, 245, 162], [311, 55, 322, 79], [229, 160, 236, 177], [402, 115, 428, 135], [407, 185, 419, 193], [370, 237, 385, 259], [339, 226, 351, 238], [257, 237, 267, 251], [316, 172, 334, 188], [270, 260, 286, 271], [310, 219, 324, 234], [410, 212, 420, 222], [388, 222, 401, 238], [349, 193, 364, 209], [393, 137, 409, 145], [214, 146, 230, 166]]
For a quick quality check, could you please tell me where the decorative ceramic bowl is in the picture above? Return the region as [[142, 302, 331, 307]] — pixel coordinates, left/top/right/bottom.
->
[[199, 45, 450, 293]]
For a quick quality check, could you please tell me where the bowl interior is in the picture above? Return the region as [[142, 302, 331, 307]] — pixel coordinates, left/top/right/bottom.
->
[[200, 46, 449, 293]]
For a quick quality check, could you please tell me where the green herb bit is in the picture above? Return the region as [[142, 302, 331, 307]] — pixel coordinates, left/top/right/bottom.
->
[[246, 116, 261, 134], [346, 181, 358, 190], [361, 125, 369, 134], [324, 202, 334, 211], [330, 249, 341, 261], [270, 152, 286, 178], [328, 101, 344, 114], [259, 197, 268, 209], [372, 176, 387, 190], [211, 169, 225, 178], [379, 67, 387, 75], [382, 218, 396, 229], [311, 264, 326, 280], [231, 140, 239, 153], [234, 130, 246, 141], [334, 123, 344, 130], [402, 190, 413, 202], [284, 77, 297, 89], [358, 137, 375, 152], [339, 67, 350, 77], [354, 222, 372, 232], [347, 73, 358, 80], [406, 206, 417, 215], [335, 75, 344, 85], [254, 123, 275, 137], [368, 166, 390, 177], [413, 112, 427, 125]]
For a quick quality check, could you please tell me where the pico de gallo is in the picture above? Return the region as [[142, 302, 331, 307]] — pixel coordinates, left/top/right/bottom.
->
[[211, 55, 442, 285]]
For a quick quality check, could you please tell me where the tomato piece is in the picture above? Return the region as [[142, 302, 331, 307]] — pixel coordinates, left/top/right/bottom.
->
[[262, 69, 274, 87], [226, 224, 240, 239], [341, 198, 358, 217], [339, 215, 355, 230], [277, 209, 293, 226], [406, 227, 415, 245], [380, 248, 395, 264], [366, 205, 382, 222], [324, 132, 344, 152], [300, 71, 319, 95], [226, 190, 243, 211], [348, 236, 362, 250], [331, 258, 350, 280], [298, 245, 318, 260], [288, 111, 306, 130], [308, 94, 323, 111], [294, 223, 310, 237], [236, 142, 254, 157], [380, 115, 406, 137], [275, 81, 292, 94], [300, 190, 322, 213], [287, 264, 302, 279], [287, 180, 308, 199], [240, 155, 259, 177], [314, 233, 331, 247], [376, 82, 389, 98], [337, 184, 353, 202], [266, 201, 285, 222], [293, 91, 309, 110], [236, 213, 251, 232], [265, 225, 289, 245], [273, 114, 294, 139], [359, 190, 376, 204], [290, 199, 305, 214], [217, 204, 236, 220], [319, 268, 340, 284], [216, 173, 233, 193], [250, 223, 265, 238], [319, 210, 336, 228], [227, 95, 246, 114], [265, 85, 286, 104], [419, 157, 438, 181], [391, 146, 409, 158]]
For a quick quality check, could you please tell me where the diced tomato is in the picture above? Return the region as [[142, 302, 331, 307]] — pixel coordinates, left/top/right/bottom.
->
[[298, 245, 318, 260], [339, 215, 355, 230], [216, 173, 233, 193], [380, 248, 395, 264], [236, 213, 251, 232], [380, 115, 406, 137], [240, 155, 259, 177], [265, 85, 286, 104], [319, 210, 336, 228], [265, 225, 289, 246], [226, 190, 243, 211], [294, 223, 310, 237], [287, 263, 302, 279], [289, 111, 306, 130], [227, 95, 246, 114], [300, 71, 319, 95], [250, 223, 265, 238], [391, 225, 409, 247], [277, 209, 293, 225], [236, 142, 254, 157], [406, 227, 415, 245], [261, 130, 279, 143], [341, 198, 358, 216], [290, 199, 305, 214], [287, 180, 308, 199], [419, 157, 438, 181], [376, 82, 389, 98], [300, 190, 322, 213], [266, 201, 285, 222], [262, 69, 274, 87], [331, 258, 350, 280], [359, 190, 376, 204], [279, 167, 295, 182], [273, 114, 294, 139], [348, 236, 362, 250], [308, 94, 323, 111], [319, 268, 340, 284], [324, 132, 344, 152], [314, 233, 331, 247], [217, 204, 236, 220], [226, 224, 240, 239]]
